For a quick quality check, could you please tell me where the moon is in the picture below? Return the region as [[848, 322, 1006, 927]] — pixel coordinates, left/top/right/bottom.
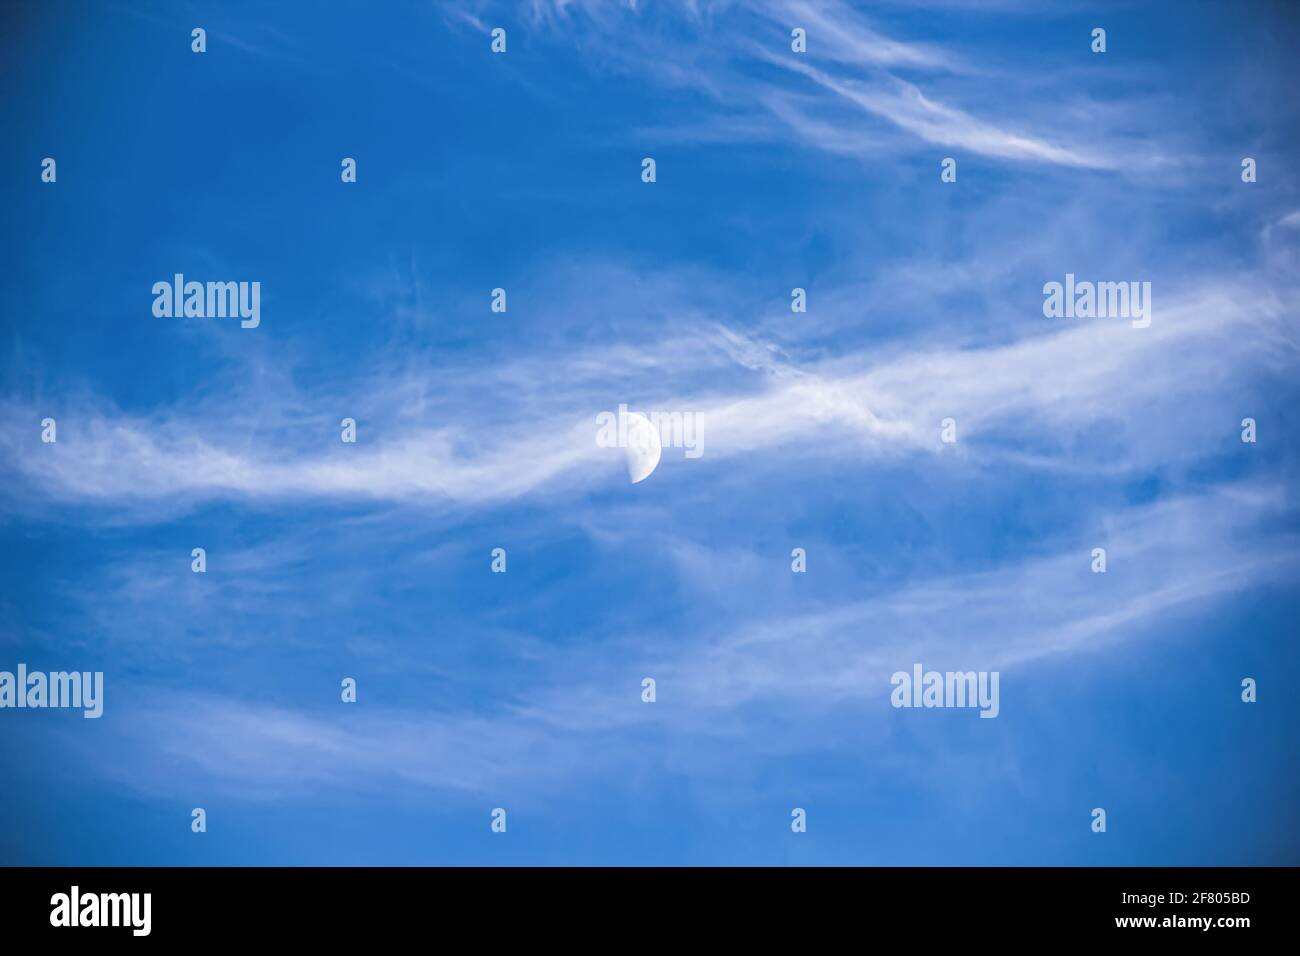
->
[[623, 412, 662, 483]]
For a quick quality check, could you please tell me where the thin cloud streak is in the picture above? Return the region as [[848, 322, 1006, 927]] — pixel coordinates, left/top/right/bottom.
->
[[460, 0, 1155, 169], [72, 481, 1298, 802], [2, 276, 1288, 510]]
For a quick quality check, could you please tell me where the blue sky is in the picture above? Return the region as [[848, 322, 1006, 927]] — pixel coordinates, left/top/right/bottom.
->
[[2, 0, 1298, 865]]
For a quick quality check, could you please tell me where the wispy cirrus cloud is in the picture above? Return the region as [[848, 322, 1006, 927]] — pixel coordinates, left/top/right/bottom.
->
[[2, 269, 1290, 512], [773, 59, 1115, 168], [63, 478, 1299, 803], [448, 0, 1171, 170]]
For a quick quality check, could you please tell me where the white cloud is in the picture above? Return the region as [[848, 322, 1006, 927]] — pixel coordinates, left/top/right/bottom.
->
[[2, 274, 1288, 509], [72, 480, 1298, 801]]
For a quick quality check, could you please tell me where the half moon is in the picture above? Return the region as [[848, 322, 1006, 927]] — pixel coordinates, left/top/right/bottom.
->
[[623, 412, 662, 484]]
